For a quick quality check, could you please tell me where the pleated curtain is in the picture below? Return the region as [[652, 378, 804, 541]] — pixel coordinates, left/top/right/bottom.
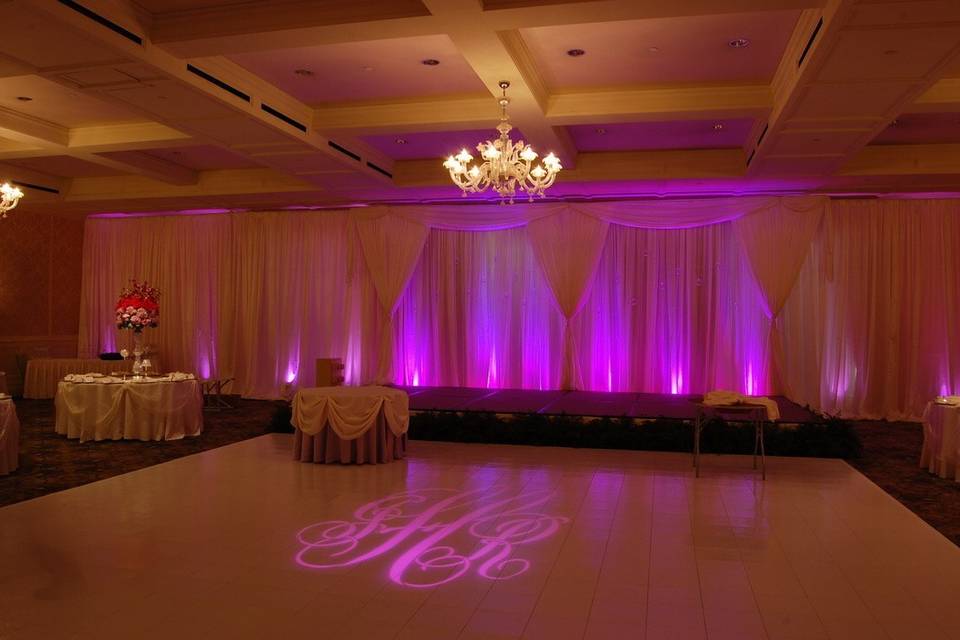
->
[[78, 197, 960, 419]]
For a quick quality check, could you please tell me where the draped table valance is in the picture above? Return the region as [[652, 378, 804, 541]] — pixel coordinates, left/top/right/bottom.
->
[[292, 386, 409, 464], [0, 398, 19, 475], [921, 401, 960, 481], [55, 377, 202, 442]]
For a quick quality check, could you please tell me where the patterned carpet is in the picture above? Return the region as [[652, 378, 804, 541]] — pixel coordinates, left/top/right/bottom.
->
[[2, 400, 958, 547], [848, 420, 960, 546], [0, 398, 284, 508]]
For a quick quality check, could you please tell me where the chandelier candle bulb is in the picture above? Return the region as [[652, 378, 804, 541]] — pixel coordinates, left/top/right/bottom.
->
[[443, 81, 561, 203], [0, 182, 24, 219]]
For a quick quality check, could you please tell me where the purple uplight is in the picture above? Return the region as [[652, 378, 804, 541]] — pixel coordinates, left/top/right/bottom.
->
[[285, 368, 298, 383], [295, 487, 568, 589]]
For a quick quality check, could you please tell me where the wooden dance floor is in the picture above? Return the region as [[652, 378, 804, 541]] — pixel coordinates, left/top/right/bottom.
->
[[401, 387, 821, 423]]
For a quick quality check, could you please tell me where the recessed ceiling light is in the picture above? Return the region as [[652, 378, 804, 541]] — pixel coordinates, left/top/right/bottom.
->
[[362, 66, 375, 72], [566, 48, 586, 57], [293, 68, 314, 77], [648, 46, 660, 53], [728, 38, 750, 49], [595, 128, 606, 135], [395, 138, 407, 145], [15, 96, 31, 101], [421, 59, 440, 66], [713, 123, 724, 131]]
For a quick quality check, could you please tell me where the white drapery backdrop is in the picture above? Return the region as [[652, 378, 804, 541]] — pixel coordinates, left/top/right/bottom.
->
[[780, 199, 960, 420], [79, 197, 960, 419]]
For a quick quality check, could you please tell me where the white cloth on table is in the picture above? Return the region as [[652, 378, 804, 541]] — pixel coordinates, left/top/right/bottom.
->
[[55, 376, 201, 442], [292, 386, 409, 439], [0, 398, 19, 475], [703, 390, 781, 421], [24, 358, 161, 399], [921, 401, 960, 481]]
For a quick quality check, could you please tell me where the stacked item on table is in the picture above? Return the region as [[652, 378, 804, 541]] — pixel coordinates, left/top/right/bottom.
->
[[703, 389, 781, 421]]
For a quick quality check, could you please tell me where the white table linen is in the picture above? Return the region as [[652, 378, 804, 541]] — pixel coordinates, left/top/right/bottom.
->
[[921, 401, 960, 481], [55, 376, 201, 442], [24, 358, 160, 399], [292, 386, 409, 464], [292, 386, 409, 439], [703, 390, 781, 421], [0, 398, 19, 475]]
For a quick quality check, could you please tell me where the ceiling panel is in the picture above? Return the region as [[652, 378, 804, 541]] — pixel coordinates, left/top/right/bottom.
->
[[520, 11, 800, 90], [0, 76, 145, 127], [568, 119, 753, 152], [362, 128, 529, 160], [229, 35, 487, 104], [872, 112, 960, 145]]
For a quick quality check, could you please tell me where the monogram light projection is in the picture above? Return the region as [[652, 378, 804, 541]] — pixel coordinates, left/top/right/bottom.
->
[[295, 487, 569, 588]]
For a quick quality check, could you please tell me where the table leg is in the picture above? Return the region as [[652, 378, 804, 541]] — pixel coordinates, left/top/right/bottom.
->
[[759, 415, 766, 481], [694, 414, 701, 478]]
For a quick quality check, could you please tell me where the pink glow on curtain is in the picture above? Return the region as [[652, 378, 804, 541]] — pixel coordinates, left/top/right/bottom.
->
[[575, 223, 771, 395], [394, 228, 564, 389]]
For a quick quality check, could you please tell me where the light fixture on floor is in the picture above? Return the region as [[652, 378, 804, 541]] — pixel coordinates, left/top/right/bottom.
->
[[443, 81, 562, 204], [0, 182, 23, 219]]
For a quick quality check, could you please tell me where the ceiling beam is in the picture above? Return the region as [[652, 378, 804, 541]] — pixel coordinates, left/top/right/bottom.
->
[[23, 0, 393, 189], [0, 104, 198, 184], [912, 78, 960, 112], [421, 0, 577, 167], [546, 85, 772, 125], [151, 0, 824, 58], [65, 167, 315, 201], [394, 148, 746, 186], [841, 143, 960, 176]]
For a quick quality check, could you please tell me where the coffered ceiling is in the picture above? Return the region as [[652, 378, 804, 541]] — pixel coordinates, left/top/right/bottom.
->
[[0, 0, 957, 215]]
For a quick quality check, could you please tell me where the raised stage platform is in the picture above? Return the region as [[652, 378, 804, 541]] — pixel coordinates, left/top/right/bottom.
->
[[400, 386, 821, 423]]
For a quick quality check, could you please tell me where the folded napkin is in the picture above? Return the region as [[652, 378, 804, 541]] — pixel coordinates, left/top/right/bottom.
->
[[65, 374, 97, 383], [169, 372, 195, 381], [703, 390, 780, 421]]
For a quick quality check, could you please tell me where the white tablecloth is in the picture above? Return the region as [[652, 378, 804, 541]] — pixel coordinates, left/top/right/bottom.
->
[[0, 398, 19, 475], [55, 378, 202, 442], [292, 386, 409, 464], [921, 401, 960, 481], [25, 358, 161, 399]]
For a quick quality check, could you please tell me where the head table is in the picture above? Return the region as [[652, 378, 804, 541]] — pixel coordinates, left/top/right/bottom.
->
[[25, 358, 161, 399], [292, 386, 409, 464], [55, 374, 202, 443], [0, 397, 19, 475]]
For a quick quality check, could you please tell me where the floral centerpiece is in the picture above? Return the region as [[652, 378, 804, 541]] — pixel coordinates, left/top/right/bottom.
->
[[116, 280, 160, 333], [115, 280, 160, 376]]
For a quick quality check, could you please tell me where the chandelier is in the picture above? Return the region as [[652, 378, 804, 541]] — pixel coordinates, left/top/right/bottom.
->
[[443, 81, 561, 203], [0, 182, 23, 219]]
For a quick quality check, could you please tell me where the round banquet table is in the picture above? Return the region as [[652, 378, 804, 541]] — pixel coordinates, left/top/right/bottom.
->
[[55, 377, 202, 443], [25, 358, 161, 399], [921, 401, 960, 481], [292, 386, 408, 464], [0, 397, 19, 475]]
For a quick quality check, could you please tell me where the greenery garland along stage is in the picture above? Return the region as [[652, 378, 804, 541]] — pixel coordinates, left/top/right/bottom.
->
[[273, 405, 861, 459]]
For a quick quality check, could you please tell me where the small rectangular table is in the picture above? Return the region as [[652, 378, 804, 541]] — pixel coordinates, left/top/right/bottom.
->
[[921, 401, 960, 481], [691, 403, 769, 479], [292, 386, 408, 464]]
